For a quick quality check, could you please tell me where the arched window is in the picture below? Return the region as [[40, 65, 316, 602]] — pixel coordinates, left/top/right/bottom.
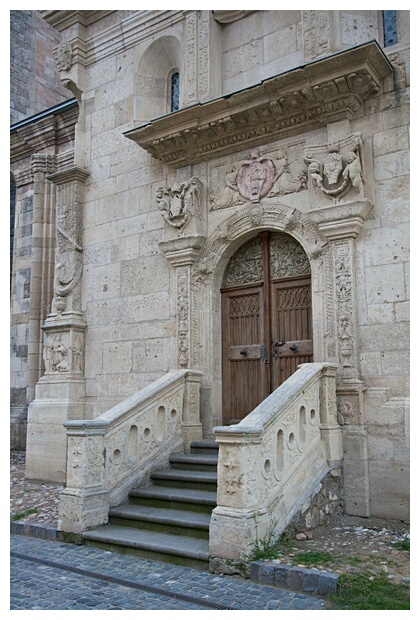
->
[[170, 72, 180, 112], [383, 11, 398, 47]]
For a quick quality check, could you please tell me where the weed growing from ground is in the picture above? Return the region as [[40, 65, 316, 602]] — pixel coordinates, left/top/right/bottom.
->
[[11, 507, 38, 521], [329, 571, 410, 610]]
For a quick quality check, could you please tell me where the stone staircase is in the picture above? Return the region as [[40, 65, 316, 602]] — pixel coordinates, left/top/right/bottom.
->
[[82, 440, 218, 570]]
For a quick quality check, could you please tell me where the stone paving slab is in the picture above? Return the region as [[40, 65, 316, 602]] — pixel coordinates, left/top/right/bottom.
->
[[10, 534, 328, 611]]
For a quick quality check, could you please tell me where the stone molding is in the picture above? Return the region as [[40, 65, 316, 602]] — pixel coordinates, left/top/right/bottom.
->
[[10, 104, 79, 164], [212, 10, 254, 24], [125, 41, 393, 167]]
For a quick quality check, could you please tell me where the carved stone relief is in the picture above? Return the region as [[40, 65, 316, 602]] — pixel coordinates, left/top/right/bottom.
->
[[333, 241, 357, 373], [177, 268, 190, 368], [156, 177, 201, 230], [55, 40, 73, 71], [303, 10, 332, 61], [236, 149, 276, 203], [305, 133, 364, 203], [268, 148, 307, 197], [210, 147, 307, 210], [222, 233, 311, 288]]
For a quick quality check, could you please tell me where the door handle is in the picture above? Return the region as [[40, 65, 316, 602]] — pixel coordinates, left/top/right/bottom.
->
[[240, 348, 248, 357], [289, 344, 298, 352]]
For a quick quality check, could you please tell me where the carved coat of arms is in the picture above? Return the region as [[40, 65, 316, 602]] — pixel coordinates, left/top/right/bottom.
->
[[236, 149, 276, 203], [304, 133, 364, 202]]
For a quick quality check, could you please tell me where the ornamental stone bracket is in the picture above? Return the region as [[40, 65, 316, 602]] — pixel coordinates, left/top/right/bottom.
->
[[124, 41, 393, 167]]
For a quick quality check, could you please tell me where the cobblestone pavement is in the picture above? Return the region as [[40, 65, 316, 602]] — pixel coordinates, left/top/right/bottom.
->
[[10, 451, 410, 609], [10, 535, 327, 611]]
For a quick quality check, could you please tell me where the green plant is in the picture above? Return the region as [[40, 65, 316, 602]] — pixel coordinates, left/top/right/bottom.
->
[[329, 571, 410, 610], [247, 532, 280, 561], [392, 538, 410, 552], [11, 507, 38, 521], [293, 550, 334, 566]]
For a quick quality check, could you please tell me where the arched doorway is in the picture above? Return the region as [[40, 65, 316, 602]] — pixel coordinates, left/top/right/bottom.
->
[[221, 231, 313, 424]]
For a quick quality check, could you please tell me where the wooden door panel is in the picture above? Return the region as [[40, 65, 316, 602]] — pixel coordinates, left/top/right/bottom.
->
[[221, 285, 265, 424], [271, 277, 313, 390]]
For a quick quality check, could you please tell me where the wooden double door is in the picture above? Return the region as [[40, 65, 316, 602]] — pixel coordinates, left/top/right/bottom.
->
[[221, 232, 313, 424]]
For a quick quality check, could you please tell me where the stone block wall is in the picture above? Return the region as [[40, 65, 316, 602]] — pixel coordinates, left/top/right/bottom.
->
[[10, 10, 69, 125]]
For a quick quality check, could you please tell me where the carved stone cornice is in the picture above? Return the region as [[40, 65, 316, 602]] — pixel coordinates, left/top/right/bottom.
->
[[10, 105, 78, 164], [125, 41, 393, 168], [41, 10, 115, 29], [212, 11, 254, 24], [159, 235, 206, 267], [309, 199, 373, 240]]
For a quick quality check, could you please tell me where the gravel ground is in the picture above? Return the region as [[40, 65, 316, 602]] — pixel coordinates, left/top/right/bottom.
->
[[11, 451, 410, 585]]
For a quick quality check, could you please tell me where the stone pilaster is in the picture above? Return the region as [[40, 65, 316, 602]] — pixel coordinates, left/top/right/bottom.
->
[[25, 166, 89, 484], [26, 154, 56, 402], [159, 236, 205, 371]]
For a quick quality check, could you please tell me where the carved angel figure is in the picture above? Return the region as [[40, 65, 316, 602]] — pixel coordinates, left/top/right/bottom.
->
[[209, 166, 244, 210], [342, 151, 363, 190], [268, 150, 307, 197]]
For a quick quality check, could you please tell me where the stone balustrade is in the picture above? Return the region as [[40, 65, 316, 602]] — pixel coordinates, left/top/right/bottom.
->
[[58, 369, 202, 533], [210, 363, 342, 564]]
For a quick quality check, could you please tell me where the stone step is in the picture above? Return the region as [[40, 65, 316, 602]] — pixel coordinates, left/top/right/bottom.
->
[[190, 440, 219, 455], [150, 468, 217, 490], [129, 484, 217, 512], [109, 503, 211, 538], [169, 453, 218, 471], [83, 524, 210, 571]]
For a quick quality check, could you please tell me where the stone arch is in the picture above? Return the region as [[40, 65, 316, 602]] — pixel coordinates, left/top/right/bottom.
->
[[191, 203, 337, 431], [134, 36, 183, 124]]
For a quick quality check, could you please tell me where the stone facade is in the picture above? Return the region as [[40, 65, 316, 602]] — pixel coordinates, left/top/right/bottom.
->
[[10, 11, 409, 522]]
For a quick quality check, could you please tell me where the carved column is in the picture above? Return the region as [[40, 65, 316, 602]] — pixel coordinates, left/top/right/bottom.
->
[[25, 166, 89, 484]]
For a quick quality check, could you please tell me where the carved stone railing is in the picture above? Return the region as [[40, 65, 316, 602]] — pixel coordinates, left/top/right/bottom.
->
[[209, 363, 342, 562], [58, 369, 202, 533]]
